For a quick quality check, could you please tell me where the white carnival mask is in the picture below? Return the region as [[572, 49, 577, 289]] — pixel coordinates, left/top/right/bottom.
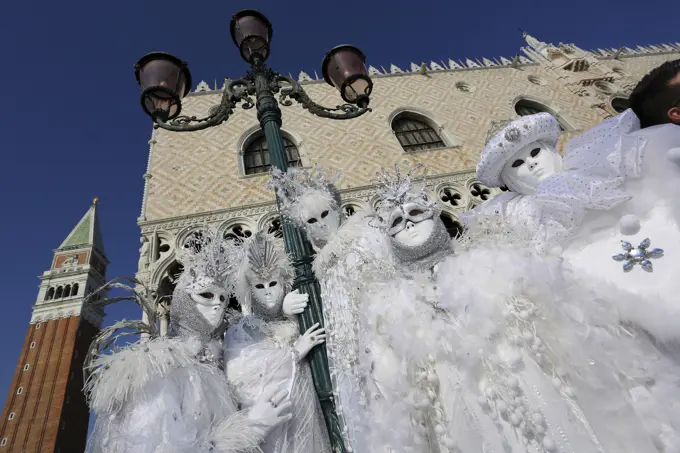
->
[[190, 281, 229, 328], [501, 140, 563, 195], [250, 271, 286, 317], [298, 190, 342, 245], [388, 202, 436, 247]]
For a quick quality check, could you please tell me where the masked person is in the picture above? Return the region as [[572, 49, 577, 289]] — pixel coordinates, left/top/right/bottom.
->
[[269, 165, 393, 452], [84, 229, 292, 453], [224, 231, 332, 453]]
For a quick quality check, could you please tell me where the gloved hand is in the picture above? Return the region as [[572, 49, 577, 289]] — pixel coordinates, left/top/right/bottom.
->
[[282, 290, 308, 316], [247, 385, 293, 440], [292, 323, 326, 360]]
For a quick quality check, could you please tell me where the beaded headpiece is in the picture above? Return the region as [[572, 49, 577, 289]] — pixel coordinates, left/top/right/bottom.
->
[[175, 226, 242, 295], [371, 164, 439, 229], [236, 231, 294, 315], [267, 164, 342, 229]]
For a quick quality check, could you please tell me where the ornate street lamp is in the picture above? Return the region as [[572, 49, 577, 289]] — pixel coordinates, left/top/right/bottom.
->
[[133, 9, 373, 453]]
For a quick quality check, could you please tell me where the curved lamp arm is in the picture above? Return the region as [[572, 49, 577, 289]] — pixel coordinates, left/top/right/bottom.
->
[[276, 74, 371, 120], [153, 78, 256, 132]]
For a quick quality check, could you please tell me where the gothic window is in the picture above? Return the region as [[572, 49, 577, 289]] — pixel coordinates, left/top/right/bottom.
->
[[45, 288, 55, 301], [562, 60, 589, 72], [392, 112, 446, 152], [611, 97, 630, 113], [71, 283, 79, 296], [55, 287, 63, 299], [515, 100, 566, 131], [440, 212, 464, 239], [183, 230, 212, 254], [265, 217, 284, 239], [64, 285, 71, 298], [470, 183, 492, 202], [439, 187, 463, 208], [243, 133, 301, 175], [224, 224, 253, 244], [343, 205, 357, 218]]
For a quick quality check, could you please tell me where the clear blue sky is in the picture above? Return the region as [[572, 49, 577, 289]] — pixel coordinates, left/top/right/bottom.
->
[[0, 0, 678, 411]]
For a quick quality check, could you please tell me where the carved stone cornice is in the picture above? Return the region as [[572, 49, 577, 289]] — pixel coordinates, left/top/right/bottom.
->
[[138, 170, 479, 234]]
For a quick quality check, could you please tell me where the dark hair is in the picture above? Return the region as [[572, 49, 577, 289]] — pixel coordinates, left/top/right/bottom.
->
[[629, 59, 680, 128]]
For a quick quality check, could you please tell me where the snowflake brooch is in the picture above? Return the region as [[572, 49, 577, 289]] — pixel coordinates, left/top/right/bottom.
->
[[612, 238, 664, 272]]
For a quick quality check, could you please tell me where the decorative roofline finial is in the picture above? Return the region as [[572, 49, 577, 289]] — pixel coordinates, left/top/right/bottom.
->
[[93, 197, 100, 205]]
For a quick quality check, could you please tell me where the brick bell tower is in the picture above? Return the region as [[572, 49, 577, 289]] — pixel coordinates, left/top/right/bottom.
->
[[0, 198, 107, 453]]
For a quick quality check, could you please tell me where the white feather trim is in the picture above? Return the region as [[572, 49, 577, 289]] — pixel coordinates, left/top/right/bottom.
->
[[85, 336, 205, 413], [209, 411, 264, 453]]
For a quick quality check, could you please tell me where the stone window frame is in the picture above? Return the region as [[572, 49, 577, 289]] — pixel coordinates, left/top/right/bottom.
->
[[512, 96, 574, 131], [387, 107, 461, 153], [236, 125, 305, 178]]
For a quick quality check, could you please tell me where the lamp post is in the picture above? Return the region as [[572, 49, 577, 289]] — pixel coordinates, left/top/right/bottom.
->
[[133, 9, 373, 453]]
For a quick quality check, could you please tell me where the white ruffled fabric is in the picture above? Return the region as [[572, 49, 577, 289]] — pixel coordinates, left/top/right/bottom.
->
[[349, 219, 677, 452], [85, 336, 264, 453], [312, 208, 394, 453], [224, 316, 331, 453]]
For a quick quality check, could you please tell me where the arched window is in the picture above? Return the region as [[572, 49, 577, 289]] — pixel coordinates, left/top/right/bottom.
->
[[55, 286, 63, 299], [243, 133, 301, 175], [391, 112, 446, 152], [611, 97, 630, 113], [45, 288, 55, 301], [63, 285, 71, 298], [71, 284, 79, 296], [223, 224, 253, 244], [515, 100, 566, 131], [439, 213, 464, 239]]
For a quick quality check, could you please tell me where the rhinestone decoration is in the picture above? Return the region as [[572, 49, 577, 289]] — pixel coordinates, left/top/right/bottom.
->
[[504, 127, 521, 142], [612, 238, 664, 272]]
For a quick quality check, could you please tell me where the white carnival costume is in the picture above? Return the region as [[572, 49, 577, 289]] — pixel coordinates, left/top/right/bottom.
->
[[461, 112, 633, 252], [353, 165, 661, 453], [269, 165, 393, 452], [463, 112, 680, 451], [224, 231, 332, 453], [84, 229, 292, 453]]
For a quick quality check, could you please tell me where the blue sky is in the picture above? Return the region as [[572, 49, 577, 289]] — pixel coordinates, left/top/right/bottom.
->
[[0, 0, 678, 412]]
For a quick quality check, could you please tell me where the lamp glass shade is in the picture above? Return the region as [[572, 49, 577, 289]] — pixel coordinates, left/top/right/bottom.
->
[[230, 10, 273, 62], [135, 53, 191, 121], [322, 45, 372, 105]]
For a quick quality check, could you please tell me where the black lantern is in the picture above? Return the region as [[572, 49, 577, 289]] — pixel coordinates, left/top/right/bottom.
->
[[134, 52, 192, 121], [230, 10, 274, 63], [322, 45, 372, 107]]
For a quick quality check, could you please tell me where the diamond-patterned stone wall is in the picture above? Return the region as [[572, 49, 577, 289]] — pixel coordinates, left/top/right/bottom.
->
[[142, 51, 680, 226]]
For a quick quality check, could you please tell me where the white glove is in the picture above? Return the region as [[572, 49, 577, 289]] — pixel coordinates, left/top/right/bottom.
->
[[667, 147, 680, 166], [292, 323, 326, 360], [282, 289, 308, 316], [247, 385, 293, 441]]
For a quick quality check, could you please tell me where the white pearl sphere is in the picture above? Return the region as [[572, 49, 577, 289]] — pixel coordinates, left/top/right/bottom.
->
[[668, 147, 680, 166], [619, 214, 641, 236]]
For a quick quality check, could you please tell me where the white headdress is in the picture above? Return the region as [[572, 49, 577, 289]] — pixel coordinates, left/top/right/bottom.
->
[[267, 164, 342, 229], [371, 164, 439, 229], [477, 113, 561, 188], [175, 227, 242, 295], [235, 231, 294, 315]]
